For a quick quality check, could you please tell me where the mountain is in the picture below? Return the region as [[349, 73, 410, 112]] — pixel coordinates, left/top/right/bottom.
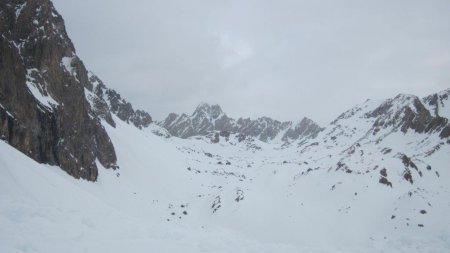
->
[[297, 92, 449, 184], [422, 88, 450, 137], [86, 72, 152, 129], [159, 103, 323, 143], [1, 0, 450, 252], [0, 0, 152, 181], [1, 89, 449, 252]]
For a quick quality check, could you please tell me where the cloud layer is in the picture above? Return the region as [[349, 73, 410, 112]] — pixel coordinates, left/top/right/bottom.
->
[[53, 0, 450, 124]]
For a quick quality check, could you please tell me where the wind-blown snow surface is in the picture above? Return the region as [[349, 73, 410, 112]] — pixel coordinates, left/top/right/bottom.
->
[[1, 112, 450, 252]]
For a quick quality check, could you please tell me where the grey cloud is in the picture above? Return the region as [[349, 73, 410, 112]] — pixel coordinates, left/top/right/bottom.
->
[[53, 0, 450, 125]]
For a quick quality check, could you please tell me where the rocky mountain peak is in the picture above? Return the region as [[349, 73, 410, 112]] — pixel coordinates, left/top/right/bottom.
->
[[192, 103, 224, 119], [159, 103, 323, 143], [281, 117, 323, 142], [86, 72, 152, 129], [0, 0, 120, 181], [328, 91, 449, 144], [423, 88, 450, 118], [0, 0, 155, 181], [365, 93, 447, 135], [295, 117, 315, 126]]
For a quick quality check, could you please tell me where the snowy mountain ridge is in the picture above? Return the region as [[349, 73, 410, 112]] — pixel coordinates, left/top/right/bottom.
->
[[85, 72, 152, 129], [423, 88, 450, 119], [2, 88, 450, 252], [1, 0, 450, 252], [0, 0, 117, 180], [0, 0, 154, 180], [159, 103, 323, 143]]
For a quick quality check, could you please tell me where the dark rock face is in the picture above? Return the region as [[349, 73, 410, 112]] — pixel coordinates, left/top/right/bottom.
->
[[85, 74, 116, 127], [281, 117, 322, 141], [439, 124, 450, 138], [158, 103, 323, 143], [87, 73, 152, 129], [423, 88, 449, 118], [422, 89, 450, 138], [0, 0, 117, 181], [159, 103, 240, 138], [235, 117, 286, 142], [379, 177, 392, 187], [365, 94, 448, 136]]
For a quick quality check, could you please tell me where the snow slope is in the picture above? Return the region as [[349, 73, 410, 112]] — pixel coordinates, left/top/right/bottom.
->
[[1, 107, 450, 252], [2, 0, 448, 251]]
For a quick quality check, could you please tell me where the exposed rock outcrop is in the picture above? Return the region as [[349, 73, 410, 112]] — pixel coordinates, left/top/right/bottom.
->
[[86, 73, 152, 129], [0, 0, 118, 180], [159, 103, 323, 143], [423, 88, 450, 118], [365, 94, 448, 136]]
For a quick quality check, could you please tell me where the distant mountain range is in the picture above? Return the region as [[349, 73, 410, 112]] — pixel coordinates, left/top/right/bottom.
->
[[1, 0, 450, 251], [1, 0, 449, 183], [158, 103, 323, 143]]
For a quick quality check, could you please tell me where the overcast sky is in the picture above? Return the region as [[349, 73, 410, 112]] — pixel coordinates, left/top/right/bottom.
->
[[52, 0, 450, 125]]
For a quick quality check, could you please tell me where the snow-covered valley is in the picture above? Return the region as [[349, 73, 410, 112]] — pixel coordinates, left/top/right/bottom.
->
[[2, 93, 450, 252], [1, 0, 450, 252]]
